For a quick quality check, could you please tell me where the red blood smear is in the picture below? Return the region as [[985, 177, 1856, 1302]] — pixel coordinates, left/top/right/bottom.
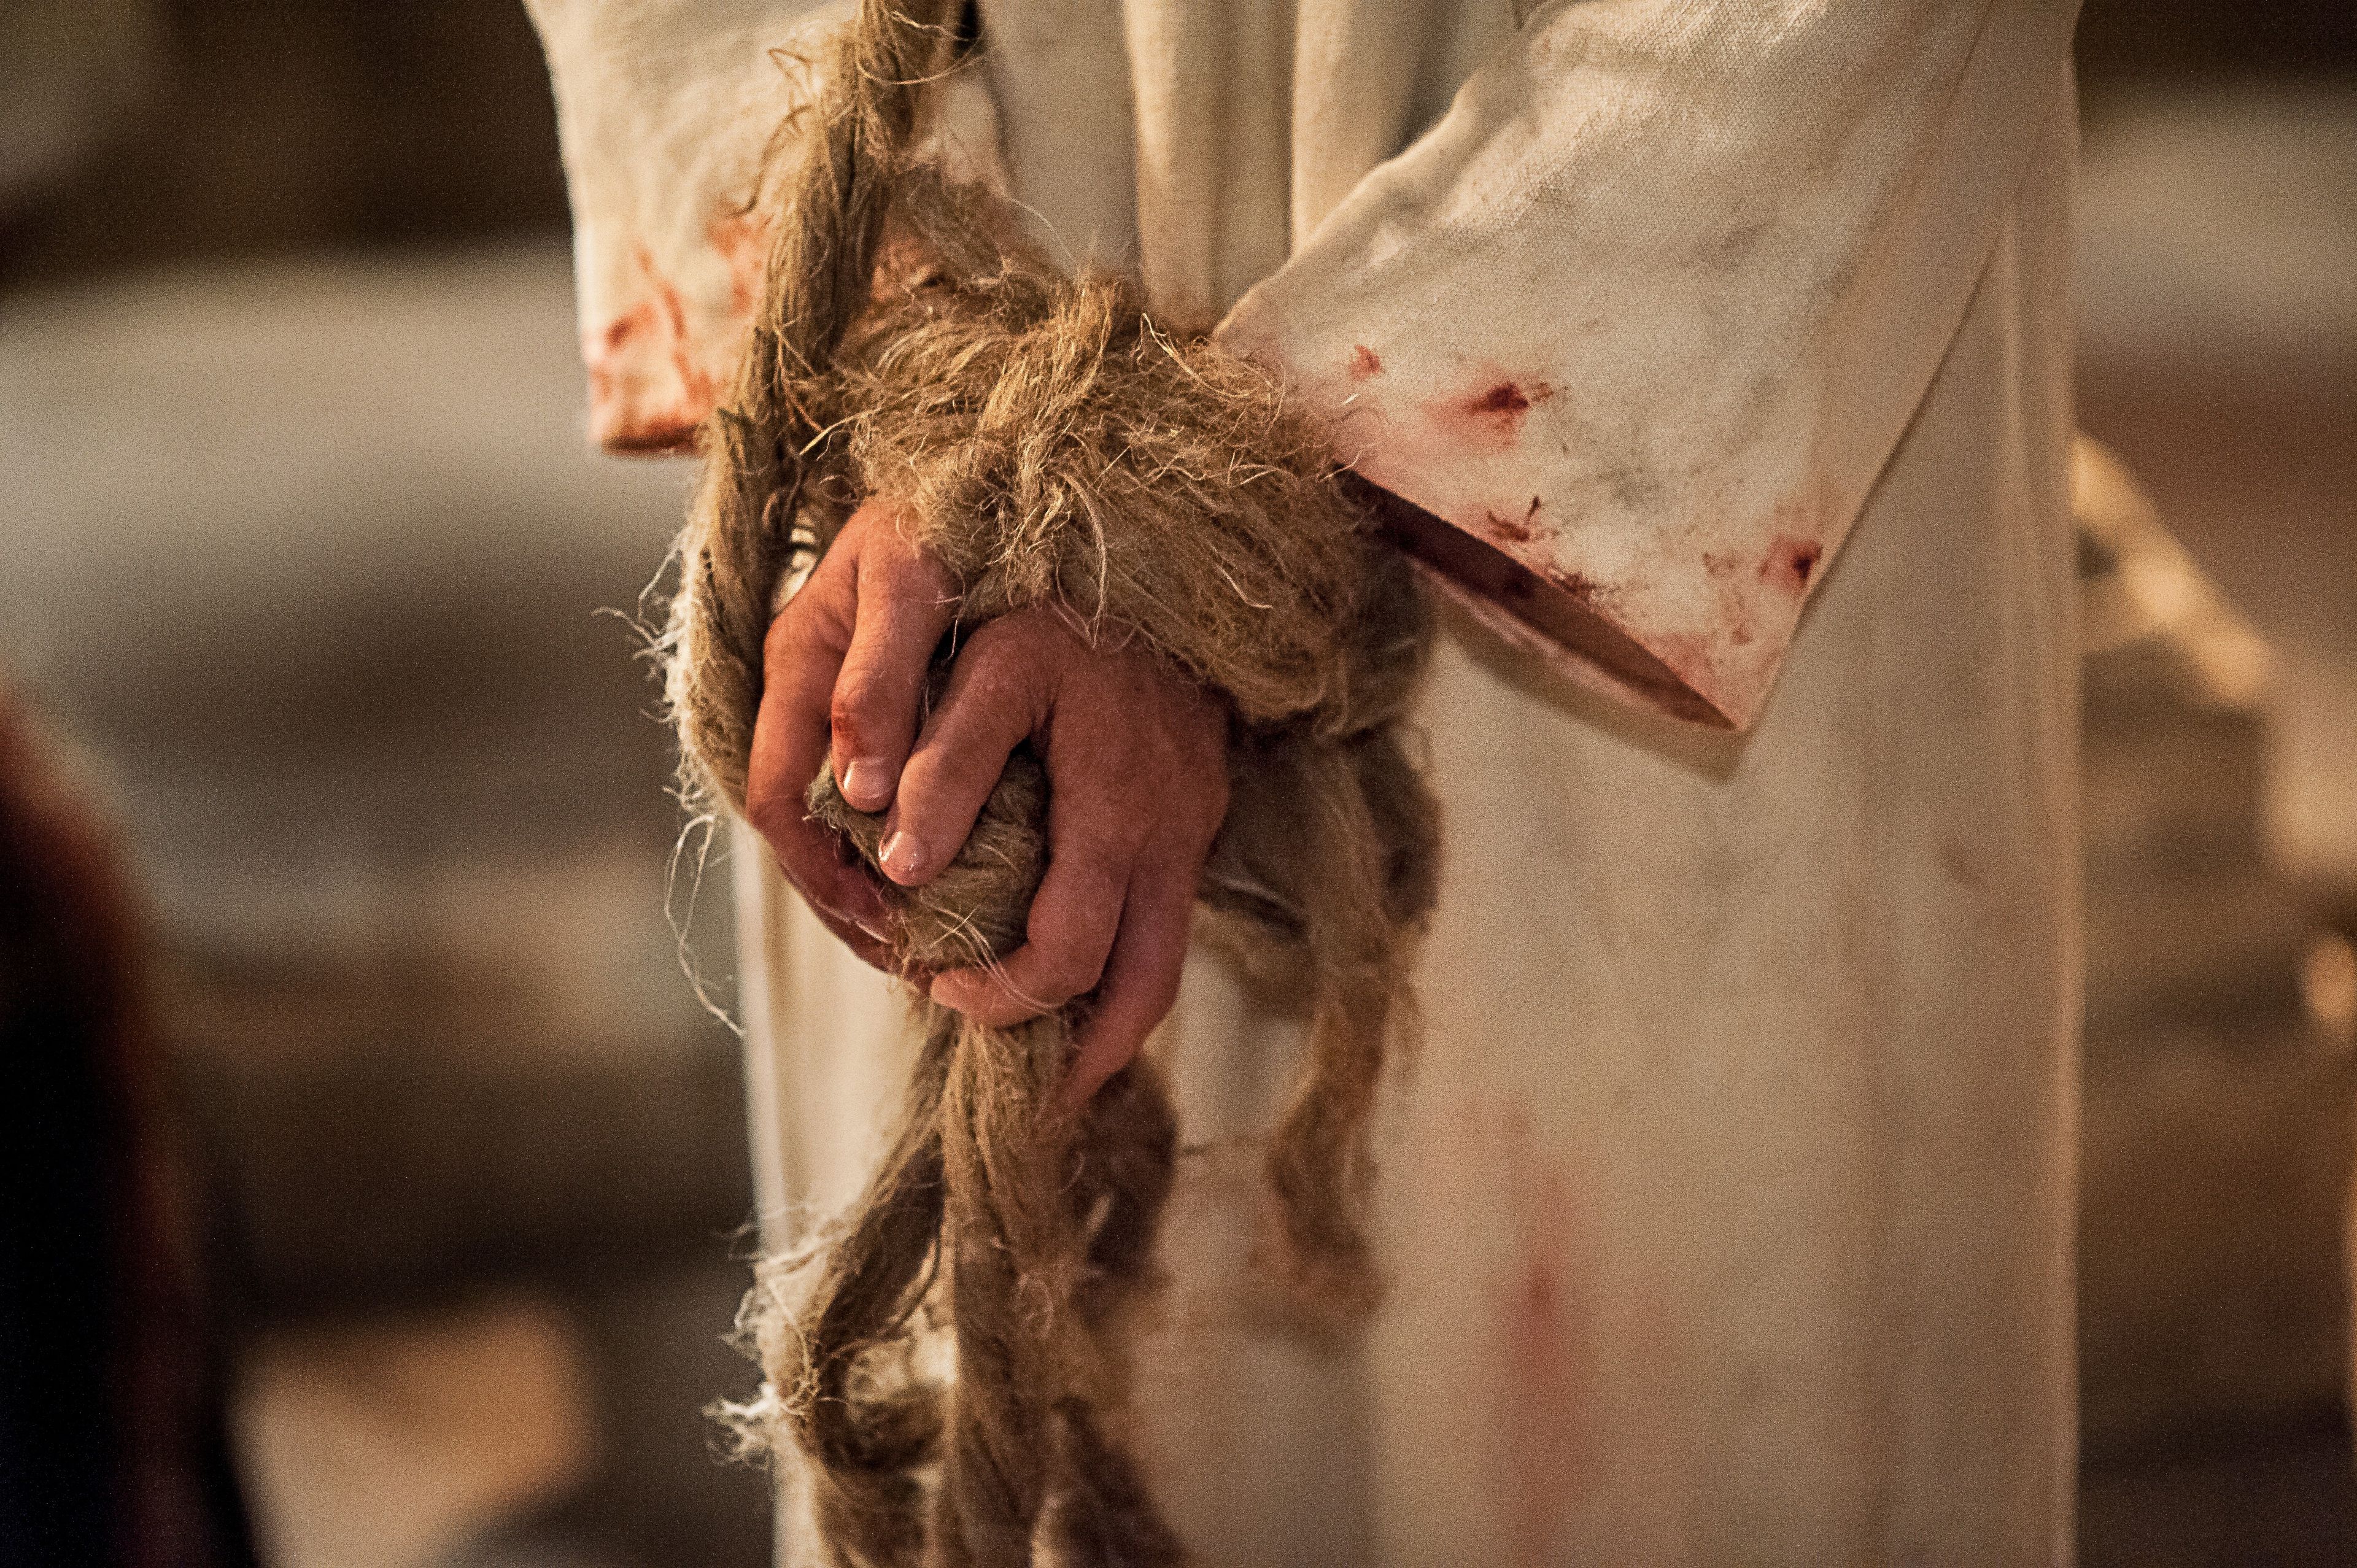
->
[[708, 212, 769, 315], [1759, 534, 1824, 595], [586, 252, 712, 453], [1430, 373, 1555, 455], [1484, 497, 1547, 545], [1496, 1105, 1590, 1567]]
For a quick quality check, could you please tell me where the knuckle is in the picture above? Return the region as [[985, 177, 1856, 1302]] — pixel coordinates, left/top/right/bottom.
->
[[878, 530, 956, 598], [834, 688, 922, 765], [962, 617, 1028, 674], [763, 598, 811, 659], [916, 555, 960, 604], [769, 585, 846, 665], [954, 647, 1047, 727], [846, 498, 911, 557], [978, 609, 1062, 671], [828, 678, 880, 747]]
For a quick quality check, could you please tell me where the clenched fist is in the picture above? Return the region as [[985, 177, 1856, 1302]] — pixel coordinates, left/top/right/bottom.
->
[[743, 500, 1229, 1106]]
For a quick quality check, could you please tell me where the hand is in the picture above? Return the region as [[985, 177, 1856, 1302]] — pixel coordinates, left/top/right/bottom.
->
[[742, 500, 1230, 1108]]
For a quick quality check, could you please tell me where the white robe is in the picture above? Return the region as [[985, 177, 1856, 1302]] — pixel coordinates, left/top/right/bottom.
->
[[531, 2, 2083, 1559]]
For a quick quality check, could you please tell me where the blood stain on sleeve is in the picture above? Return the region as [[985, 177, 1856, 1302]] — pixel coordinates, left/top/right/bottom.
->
[[1759, 534, 1824, 595], [1428, 367, 1556, 455], [708, 210, 772, 315], [1646, 629, 1717, 697], [589, 301, 657, 406], [1544, 566, 1603, 605], [1700, 552, 1757, 644], [587, 249, 720, 452], [1482, 496, 1548, 546], [639, 247, 718, 411], [1349, 344, 1385, 379], [601, 301, 653, 353]]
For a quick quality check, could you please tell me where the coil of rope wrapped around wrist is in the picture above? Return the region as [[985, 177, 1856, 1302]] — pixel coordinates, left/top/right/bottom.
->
[[669, 2, 1440, 1562]]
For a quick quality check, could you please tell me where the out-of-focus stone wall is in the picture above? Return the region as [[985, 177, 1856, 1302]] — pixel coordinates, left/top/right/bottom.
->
[[0, 251, 771, 1567], [1, 0, 568, 290], [2073, 442, 2356, 1454]]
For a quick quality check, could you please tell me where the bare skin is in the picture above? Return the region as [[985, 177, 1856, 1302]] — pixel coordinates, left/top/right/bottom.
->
[[742, 500, 1229, 1109]]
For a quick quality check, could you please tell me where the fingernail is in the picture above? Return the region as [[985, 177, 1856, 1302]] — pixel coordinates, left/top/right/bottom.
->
[[839, 757, 892, 811], [879, 829, 924, 881]]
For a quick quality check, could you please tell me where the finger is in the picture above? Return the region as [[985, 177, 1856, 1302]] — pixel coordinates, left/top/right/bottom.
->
[[745, 520, 857, 835], [877, 625, 1048, 886], [1060, 861, 1195, 1114], [744, 538, 893, 950], [829, 521, 960, 813], [929, 840, 1128, 1025], [756, 757, 898, 968]]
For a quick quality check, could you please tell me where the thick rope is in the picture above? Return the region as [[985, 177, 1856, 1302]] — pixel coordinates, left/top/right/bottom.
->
[[677, 2, 1441, 1561]]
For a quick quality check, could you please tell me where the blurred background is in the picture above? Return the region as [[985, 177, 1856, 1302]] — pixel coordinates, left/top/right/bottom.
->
[[0, 2, 2351, 1565]]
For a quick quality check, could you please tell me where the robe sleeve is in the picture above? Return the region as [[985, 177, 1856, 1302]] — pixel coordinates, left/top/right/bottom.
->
[[524, 0, 842, 454], [1218, 0, 2081, 729], [525, 0, 1008, 454]]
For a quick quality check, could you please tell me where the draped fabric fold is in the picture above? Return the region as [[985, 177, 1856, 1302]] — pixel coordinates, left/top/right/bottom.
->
[[531, 0, 2077, 729]]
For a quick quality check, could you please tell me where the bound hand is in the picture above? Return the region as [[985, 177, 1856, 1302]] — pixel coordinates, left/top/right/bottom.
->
[[743, 500, 1229, 1106]]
